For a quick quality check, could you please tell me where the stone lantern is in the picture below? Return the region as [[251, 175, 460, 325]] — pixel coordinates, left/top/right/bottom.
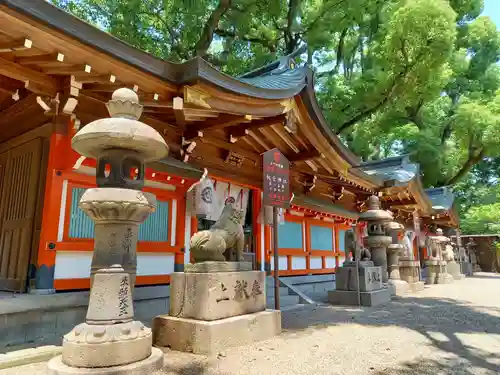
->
[[466, 238, 481, 273], [435, 228, 454, 284], [47, 88, 168, 374], [424, 228, 452, 285], [360, 195, 393, 283], [386, 221, 409, 296]]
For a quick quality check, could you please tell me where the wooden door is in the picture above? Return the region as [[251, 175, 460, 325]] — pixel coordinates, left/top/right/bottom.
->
[[0, 139, 43, 292]]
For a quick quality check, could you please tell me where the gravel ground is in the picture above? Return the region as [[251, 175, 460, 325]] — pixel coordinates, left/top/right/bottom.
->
[[4, 273, 500, 375]]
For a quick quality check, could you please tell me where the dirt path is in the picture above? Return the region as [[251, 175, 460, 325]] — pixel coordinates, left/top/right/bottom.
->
[[4, 273, 500, 375]]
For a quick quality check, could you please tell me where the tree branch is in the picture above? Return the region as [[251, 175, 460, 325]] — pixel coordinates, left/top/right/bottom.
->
[[446, 148, 486, 185], [195, 0, 233, 57], [214, 28, 277, 52]]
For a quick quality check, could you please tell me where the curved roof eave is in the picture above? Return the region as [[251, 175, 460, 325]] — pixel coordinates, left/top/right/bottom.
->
[[299, 69, 382, 187], [174, 58, 308, 99], [3, 0, 307, 100]]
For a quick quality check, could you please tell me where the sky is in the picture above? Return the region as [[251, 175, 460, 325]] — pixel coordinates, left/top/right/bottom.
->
[[483, 0, 500, 29]]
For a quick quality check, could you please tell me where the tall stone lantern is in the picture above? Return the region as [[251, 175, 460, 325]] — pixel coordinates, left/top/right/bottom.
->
[[386, 221, 409, 296], [47, 88, 168, 374], [360, 195, 393, 283]]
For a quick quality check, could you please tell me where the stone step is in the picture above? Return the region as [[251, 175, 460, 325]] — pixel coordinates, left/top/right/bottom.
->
[[265, 286, 289, 297], [266, 294, 300, 309]]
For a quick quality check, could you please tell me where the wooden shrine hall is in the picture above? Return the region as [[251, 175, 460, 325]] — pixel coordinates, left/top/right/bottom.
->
[[0, 0, 452, 295]]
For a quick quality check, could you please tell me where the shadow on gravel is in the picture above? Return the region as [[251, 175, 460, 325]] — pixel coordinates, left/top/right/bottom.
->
[[283, 294, 500, 374], [372, 357, 483, 375]]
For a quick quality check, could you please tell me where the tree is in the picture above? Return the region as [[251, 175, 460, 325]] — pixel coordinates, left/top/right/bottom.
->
[[51, 0, 499, 188]]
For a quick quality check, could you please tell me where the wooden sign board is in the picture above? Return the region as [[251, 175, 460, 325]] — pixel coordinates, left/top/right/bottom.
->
[[262, 148, 290, 208]]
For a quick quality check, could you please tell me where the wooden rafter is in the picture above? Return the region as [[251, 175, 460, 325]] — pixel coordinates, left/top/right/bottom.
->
[[42, 64, 92, 75], [288, 150, 321, 162], [0, 38, 32, 53], [228, 114, 286, 138], [16, 52, 65, 65], [248, 130, 271, 150], [0, 56, 58, 95], [200, 136, 259, 163], [184, 114, 251, 139]]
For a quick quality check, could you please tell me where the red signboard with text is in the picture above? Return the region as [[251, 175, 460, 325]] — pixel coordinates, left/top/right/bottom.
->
[[262, 148, 290, 208]]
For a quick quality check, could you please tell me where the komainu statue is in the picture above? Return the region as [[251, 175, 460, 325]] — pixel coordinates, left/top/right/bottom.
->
[[190, 198, 245, 263], [345, 230, 371, 262]]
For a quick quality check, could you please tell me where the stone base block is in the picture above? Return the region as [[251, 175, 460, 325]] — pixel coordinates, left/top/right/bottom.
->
[[327, 288, 391, 307], [169, 271, 266, 321], [47, 347, 164, 375], [184, 261, 252, 273], [153, 310, 281, 355], [435, 273, 453, 284], [388, 279, 409, 296], [407, 281, 425, 292], [335, 265, 383, 292]]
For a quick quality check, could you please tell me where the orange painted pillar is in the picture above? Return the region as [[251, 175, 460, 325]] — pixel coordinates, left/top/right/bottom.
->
[[252, 189, 263, 271], [174, 195, 187, 272], [264, 225, 271, 274], [334, 224, 340, 269], [35, 122, 72, 292]]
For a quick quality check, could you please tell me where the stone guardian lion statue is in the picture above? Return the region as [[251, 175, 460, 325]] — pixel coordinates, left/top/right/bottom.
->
[[190, 198, 245, 263]]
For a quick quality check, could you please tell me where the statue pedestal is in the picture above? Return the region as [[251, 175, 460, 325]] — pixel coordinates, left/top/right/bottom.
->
[[441, 261, 455, 284], [152, 268, 281, 355], [399, 259, 425, 292], [447, 261, 465, 280], [327, 263, 391, 307]]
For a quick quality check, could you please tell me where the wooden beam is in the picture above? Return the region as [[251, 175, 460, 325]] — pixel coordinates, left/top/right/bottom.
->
[[0, 38, 32, 53], [184, 114, 251, 139], [142, 100, 220, 115], [16, 53, 65, 65], [288, 150, 321, 162], [82, 83, 123, 92], [0, 75, 24, 95], [42, 64, 92, 75], [200, 136, 260, 163], [228, 114, 286, 138], [74, 73, 116, 84], [0, 56, 58, 96]]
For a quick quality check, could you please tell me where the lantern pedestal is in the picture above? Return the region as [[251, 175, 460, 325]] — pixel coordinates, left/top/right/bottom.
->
[[153, 270, 281, 355], [47, 267, 163, 374], [327, 262, 391, 307], [399, 259, 425, 291], [47, 190, 163, 375]]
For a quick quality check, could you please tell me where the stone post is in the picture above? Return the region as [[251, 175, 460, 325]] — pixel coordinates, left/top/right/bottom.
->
[[386, 221, 409, 296], [360, 196, 393, 284], [47, 88, 168, 375]]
